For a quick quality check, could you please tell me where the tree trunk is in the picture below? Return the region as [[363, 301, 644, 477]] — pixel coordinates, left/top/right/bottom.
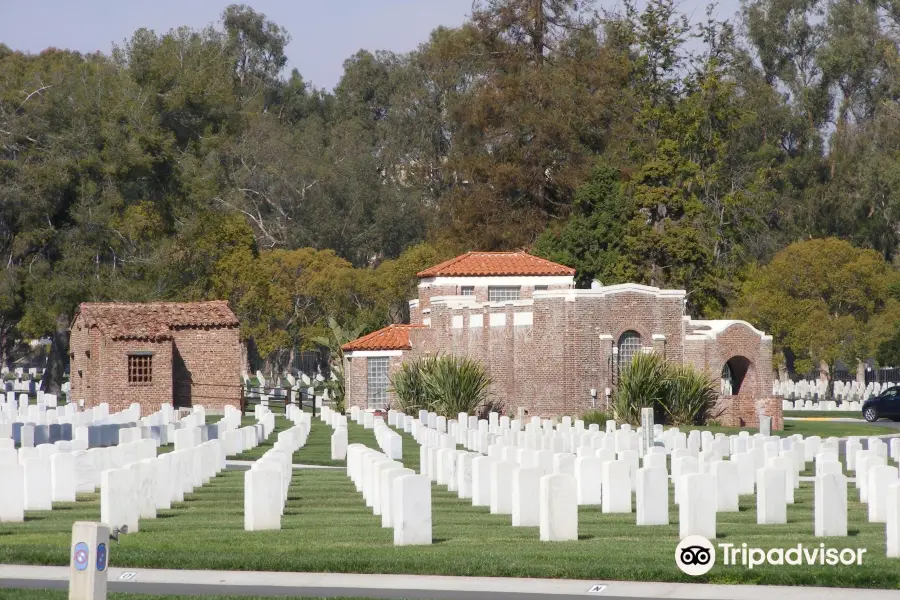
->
[[532, 0, 545, 65], [41, 314, 70, 395]]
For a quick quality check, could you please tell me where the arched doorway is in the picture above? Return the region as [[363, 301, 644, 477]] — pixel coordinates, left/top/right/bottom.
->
[[722, 356, 753, 395]]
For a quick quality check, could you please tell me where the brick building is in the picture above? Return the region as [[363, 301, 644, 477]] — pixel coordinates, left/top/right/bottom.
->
[[343, 252, 782, 428], [69, 301, 243, 415]]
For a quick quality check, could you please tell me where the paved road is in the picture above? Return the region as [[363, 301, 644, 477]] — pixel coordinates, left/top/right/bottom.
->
[[3, 565, 900, 600]]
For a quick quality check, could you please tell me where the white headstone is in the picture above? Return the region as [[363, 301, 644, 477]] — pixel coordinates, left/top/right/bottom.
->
[[244, 468, 282, 531], [680, 473, 716, 540], [539, 474, 578, 542], [814, 472, 847, 537], [711, 460, 739, 512], [868, 465, 899, 523], [380, 466, 415, 528], [0, 462, 24, 521], [757, 467, 787, 525], [575, 457, 603, 505], [888, 481, 900, 557], [331, 428, 348, 461], [601, 459, 631, 513], [456, 451, 475, 499], [471, 456, 493, 507], [635, 466, 668, 526], [23, 457, 52, 511], [490, 461, 517, 515], [392, 474, 432, 546], [50, 452, 76, 503], [512, 467, 542, 527]]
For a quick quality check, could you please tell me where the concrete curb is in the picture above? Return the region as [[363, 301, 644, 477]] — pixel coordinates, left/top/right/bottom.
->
[[2, 565, 900, 600]]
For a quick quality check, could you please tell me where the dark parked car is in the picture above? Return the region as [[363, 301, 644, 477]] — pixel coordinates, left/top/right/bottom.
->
[[862, 386, 900, 422]]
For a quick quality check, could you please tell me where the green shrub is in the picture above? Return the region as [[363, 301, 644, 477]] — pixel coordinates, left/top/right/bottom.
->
[[580, 409, 613, 426], [611, 351, 721, 426], [663, 364, 720, 426], [389, 354, 492, 418], [612, 352, 668, 425], [422, 355, 492, 418], [389, 356, 436, 414]]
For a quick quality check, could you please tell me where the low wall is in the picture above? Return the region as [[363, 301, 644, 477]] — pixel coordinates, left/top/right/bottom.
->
[[713, 394, 783, 430]]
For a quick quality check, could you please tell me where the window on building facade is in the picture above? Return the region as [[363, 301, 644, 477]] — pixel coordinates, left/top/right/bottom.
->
[[534, 285, 548, 291], [127, 354, 153, 385], [460, 286, 474, 296], [488, 286, 521, 302], [617, 331, 642, 372], [367, 357, 390, 410]]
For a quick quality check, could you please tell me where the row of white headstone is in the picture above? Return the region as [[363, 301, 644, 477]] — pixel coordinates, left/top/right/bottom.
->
[[347, 444, 430, 545], [1, 366, 42, 378], [0, 406, 274, 524], [101, 438, 226, 533], [394, 409, 900, 552], [775, 378, 896, 403], [318, 405, 349, 460], [244, 420, 311, 531]]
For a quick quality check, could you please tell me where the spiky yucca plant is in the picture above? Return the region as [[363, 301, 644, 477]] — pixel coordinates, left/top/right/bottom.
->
[[612, 351, 668, 425], [388, 356, 436, 414], [420, 355, 492, 418], [664, 364, 720, 426]]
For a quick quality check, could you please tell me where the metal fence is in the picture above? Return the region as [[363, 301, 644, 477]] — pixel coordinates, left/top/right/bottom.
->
[[172, 380, 318, 417]]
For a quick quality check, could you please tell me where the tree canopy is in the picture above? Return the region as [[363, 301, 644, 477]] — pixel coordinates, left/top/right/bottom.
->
[[4, 0, 900, 381]]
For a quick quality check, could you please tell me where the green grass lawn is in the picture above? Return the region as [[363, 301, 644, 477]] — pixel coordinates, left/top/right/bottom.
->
[[1, 419, 898, 589], [784, 410, 864, 419], [703, 420, 892, 438], [228, 414, 377, 465]]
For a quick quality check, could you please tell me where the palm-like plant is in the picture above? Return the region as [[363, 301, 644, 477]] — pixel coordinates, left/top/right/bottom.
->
[[311, 317, 364, 413], [421, 354, 492, 418], [612, 351, 668, 425], [389, 356, 437, 414], [389, 354, 492, 418], [664, 364, 720, 426]]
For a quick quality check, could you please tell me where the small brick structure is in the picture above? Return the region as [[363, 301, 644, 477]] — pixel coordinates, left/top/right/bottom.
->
[[69, 301, 243, 416], [343, 251, 782, 429]]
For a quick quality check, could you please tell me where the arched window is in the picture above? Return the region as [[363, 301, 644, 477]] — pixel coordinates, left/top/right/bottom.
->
[[617, 331, 642, 372]]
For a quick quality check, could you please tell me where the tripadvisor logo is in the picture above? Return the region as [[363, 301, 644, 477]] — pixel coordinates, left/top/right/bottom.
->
[[676, 537, 868, 575]]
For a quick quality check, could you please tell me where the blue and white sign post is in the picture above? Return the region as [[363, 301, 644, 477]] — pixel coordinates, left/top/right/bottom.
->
[[69, 521, 110, 600]]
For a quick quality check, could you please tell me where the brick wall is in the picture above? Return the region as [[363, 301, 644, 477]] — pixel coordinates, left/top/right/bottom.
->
[[68, 321, 242, 416], [344, 352, 408, 411], [95, 338, 173, 416], [344, 287, 780, 427], [684, 322, 780, 429], [345, 355, 367, 410], [69, 315, 89, 404], [170, 326, 242, 414]]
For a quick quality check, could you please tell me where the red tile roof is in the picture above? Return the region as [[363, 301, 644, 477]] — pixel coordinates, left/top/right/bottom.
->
[[416, 252, 575, 278], [342, 324, 425, 352], [74, 301, 239, 341]]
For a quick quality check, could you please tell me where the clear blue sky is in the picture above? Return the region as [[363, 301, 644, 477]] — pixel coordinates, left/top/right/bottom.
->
[[0, 0, 739, 91]]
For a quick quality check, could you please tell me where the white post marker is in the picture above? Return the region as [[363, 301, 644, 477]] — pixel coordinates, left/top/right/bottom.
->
[[69, 521, 110, 600]]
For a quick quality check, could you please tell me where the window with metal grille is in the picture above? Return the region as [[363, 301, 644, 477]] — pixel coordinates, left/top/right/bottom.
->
[[367, 357, 390, 409], [460, 286, 475, 296], [488, 286, 521, 302], [128, 354, 153, 385], [617, 331, 642, 373]]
